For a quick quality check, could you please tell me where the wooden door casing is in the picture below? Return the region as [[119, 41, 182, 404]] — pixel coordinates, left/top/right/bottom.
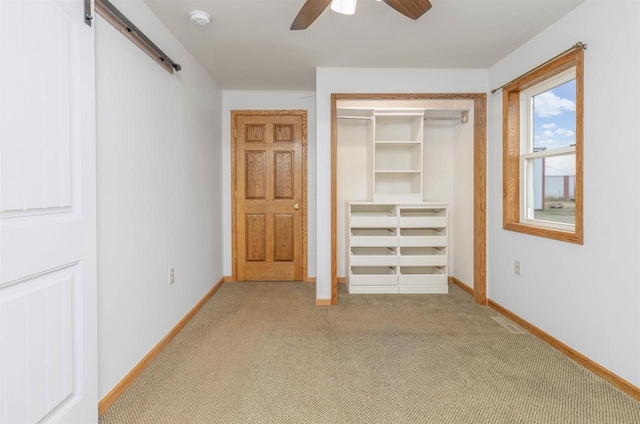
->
[[330, 93, 487, 306], [233, 111, 307, 281]]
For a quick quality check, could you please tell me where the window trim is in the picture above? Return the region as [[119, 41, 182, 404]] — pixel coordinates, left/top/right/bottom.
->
[[502, 48, 583, 244]]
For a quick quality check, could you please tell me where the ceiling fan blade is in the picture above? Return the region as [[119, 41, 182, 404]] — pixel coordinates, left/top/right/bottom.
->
[[291, 0, 333, 30], [383, 0, 432, 20]]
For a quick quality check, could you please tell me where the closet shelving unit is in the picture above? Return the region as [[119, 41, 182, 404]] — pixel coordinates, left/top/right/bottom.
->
[[337, 106, 468, 295], [373, 111, 424, 203]]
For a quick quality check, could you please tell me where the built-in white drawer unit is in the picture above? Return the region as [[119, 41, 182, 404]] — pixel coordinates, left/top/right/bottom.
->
[[346, 202, 449, 294]]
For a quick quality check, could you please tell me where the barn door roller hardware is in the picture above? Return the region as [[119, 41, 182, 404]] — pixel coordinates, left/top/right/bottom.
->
[[95, 0, 182, 74], [84, 0, 93, 26]]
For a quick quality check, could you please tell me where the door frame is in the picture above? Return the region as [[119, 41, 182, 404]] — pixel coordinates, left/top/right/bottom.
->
[[231, 110, 309, 282], [331, 93, 487, 305]]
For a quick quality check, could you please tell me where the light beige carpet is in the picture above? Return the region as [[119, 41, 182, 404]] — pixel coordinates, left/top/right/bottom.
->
[[101, 282, 640, 423]]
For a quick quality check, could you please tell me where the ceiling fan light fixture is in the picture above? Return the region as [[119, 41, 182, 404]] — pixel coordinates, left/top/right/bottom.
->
[[330, 0, 357, 15]]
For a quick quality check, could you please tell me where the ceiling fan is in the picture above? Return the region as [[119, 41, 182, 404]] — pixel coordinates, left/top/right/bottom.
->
[[291, 0, 433, 30]]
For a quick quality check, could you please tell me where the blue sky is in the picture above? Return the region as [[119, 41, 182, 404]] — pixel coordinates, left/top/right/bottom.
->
[[533, 79, 576, 151]]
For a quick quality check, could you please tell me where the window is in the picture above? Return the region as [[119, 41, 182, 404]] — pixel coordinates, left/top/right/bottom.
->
[[503, 47, 583, 244]]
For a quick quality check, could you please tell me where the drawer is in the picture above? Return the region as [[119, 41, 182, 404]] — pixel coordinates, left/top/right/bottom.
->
[[350, 216, 398, 228], [399, 274, 448, 287], [350, 229, 398, 248], [398, 283, 448, 294], [398, 266, 446, 286], [350, 204, 397, 228], [399, 229, 447, 247], [399, 236, 447, 248], [349, 286, 399, 294], [399, 247, 446, 266], [349, 267, 397, 286], [350, 247, 397, 267], [399, 208, 447, 229], [399, 216, 447, 228], [399, 255, 447, 267], [350, 236, 398, 248]]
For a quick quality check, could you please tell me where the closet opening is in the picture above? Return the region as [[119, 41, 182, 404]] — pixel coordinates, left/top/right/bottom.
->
[[330, 94, 487, 305]]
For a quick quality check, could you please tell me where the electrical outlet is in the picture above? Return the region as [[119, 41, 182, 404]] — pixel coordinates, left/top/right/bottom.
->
[[169, 268, 175, 285], [514, 260, 521, 275]]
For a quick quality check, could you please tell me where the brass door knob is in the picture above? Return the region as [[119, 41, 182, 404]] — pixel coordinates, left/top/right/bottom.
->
[[294, 203, 300, 210]]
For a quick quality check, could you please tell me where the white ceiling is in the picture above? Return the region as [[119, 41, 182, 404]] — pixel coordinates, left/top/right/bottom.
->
[[144, 0, 584, 90]]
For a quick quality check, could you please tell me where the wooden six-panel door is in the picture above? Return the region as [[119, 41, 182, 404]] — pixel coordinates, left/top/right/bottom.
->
[[234, 112, 306, 281]]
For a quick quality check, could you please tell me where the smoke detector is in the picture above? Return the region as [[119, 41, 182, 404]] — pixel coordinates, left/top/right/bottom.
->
[[190, 10, 211, 26]]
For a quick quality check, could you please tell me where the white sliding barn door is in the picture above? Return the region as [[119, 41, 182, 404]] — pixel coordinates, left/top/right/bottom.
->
[[0, 0, 98, 423]]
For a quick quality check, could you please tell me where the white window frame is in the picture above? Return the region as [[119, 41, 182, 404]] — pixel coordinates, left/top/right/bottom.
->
[[519, 68, 577, 232]]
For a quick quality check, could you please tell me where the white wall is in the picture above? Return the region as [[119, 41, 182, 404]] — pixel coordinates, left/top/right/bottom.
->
[[221, 90, 317, 278], [422, 124, 454, 204], [96, 0, 223, 398], [316, 68, 489, 299], [422, 122, 456, 272], [336, 119, 371, 277], [487, 0, 640, 386], [451, 105, 475, 287]]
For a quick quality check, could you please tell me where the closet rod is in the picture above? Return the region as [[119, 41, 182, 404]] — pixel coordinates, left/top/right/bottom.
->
[[338, 116, 466, 121], [337, 114, 469, 123], [423, 117, 463, 121]]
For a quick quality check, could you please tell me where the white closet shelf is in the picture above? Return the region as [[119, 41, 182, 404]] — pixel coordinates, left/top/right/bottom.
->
[[400, 266, 446, 275], [400, 216, 448, 228], [399, 266, 448, 292], [399, 283, 448, 294], [374, 141, 422, 146], [350, 247, 397, 267], [350, 229, 396, 236], [350, 229, 398, 248], [349, 266, 397, 287], [350, 217, 397, 228], [398, 228, 447, 248], [351, 247, 396, 255], [399, 255, 448, 267], [350, 204, 396, 212], [371, 111, 424, 201], [350, 212, 396, 217], [398, 247, 447, 267]]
